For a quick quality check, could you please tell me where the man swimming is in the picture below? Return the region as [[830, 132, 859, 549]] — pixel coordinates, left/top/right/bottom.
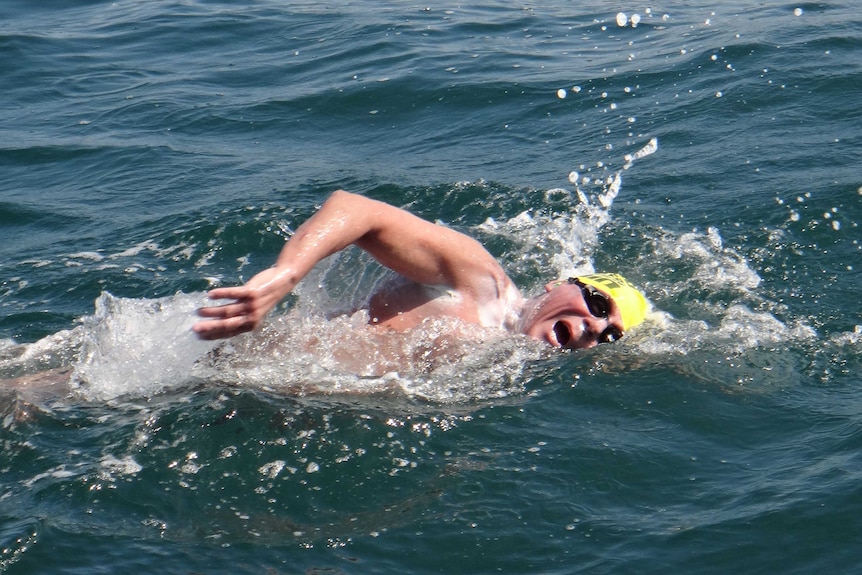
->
[[193, 190, 647, 349]]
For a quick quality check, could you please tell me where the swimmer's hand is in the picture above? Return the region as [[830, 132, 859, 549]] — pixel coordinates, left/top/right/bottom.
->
[[193, 267, 294, 340]]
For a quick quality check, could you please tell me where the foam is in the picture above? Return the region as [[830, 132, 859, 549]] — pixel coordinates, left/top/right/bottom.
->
[[630, 223, 819, 360]]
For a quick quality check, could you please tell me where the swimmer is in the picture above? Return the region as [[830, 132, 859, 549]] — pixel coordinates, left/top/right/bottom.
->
[[194, 190, 647, 349]]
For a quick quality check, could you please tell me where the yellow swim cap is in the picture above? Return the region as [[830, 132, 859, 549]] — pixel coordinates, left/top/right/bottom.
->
[[576, 273, 648, 331]]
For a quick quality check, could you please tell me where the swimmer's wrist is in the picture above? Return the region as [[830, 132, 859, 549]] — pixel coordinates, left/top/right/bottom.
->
[[268, 265, 302, 295]]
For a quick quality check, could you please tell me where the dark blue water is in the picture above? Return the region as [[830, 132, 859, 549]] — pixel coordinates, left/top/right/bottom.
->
[[2, 2, 862, 573]]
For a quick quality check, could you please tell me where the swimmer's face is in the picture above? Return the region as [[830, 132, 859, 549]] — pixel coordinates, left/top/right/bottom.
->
[[519, 279, 625, 350]]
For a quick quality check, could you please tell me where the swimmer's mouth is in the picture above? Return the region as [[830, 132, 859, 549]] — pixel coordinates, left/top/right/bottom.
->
[[553, 321, 571, 348]]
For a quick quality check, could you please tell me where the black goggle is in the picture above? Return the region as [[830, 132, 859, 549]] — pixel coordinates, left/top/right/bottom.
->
[[567, 278, 623, 343]]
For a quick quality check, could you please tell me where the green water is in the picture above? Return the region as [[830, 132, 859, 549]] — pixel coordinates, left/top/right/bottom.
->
[[2, 1, 862, 573]]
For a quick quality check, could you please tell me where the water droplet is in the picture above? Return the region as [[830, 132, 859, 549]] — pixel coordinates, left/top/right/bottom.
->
[[557, 88, 567, 99], [616, 12, 628, 27]]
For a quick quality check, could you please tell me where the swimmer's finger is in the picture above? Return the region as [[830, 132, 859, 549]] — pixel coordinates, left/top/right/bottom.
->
[[192, 315, 256, 340], [206, 286, 251, 301], [196, 301, 250, 319]]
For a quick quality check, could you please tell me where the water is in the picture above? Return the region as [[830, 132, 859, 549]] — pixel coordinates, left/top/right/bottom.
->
[[2, 1, 862, 573]]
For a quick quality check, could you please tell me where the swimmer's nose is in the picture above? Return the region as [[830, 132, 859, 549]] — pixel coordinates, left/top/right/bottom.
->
[[582, 316, 608, 340]]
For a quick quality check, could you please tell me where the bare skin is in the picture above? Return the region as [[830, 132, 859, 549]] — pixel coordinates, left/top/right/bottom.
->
[[193, 190, 625, 350]]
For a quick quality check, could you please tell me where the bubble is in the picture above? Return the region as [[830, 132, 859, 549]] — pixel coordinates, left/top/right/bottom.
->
[[794, 7, 803, 16], [557, 88, 567, 99], [832, 221, 841, 231], [568, 171, 579, 184], [631, 14, 641, 27], [572, 85, 582, 93], [716, 91, 723, 98], [616, 12, 628, 27]]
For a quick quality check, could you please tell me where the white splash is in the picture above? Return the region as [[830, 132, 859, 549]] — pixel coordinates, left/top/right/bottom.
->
[[71, 292, 221, 401], [200, 310, 548, 404], [623, 136, 658, 168], [629, 224, 818, 363], [479, 137, 659, 281]]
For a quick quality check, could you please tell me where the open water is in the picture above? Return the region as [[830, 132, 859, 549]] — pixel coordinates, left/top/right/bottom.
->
[[2, 1, 862, 573]]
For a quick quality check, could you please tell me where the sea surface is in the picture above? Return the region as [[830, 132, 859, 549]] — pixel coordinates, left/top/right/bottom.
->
[[2, 1, 862, 573]]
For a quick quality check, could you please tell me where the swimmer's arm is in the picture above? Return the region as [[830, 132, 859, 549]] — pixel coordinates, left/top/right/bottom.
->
[[194, 190, 510, 339]]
